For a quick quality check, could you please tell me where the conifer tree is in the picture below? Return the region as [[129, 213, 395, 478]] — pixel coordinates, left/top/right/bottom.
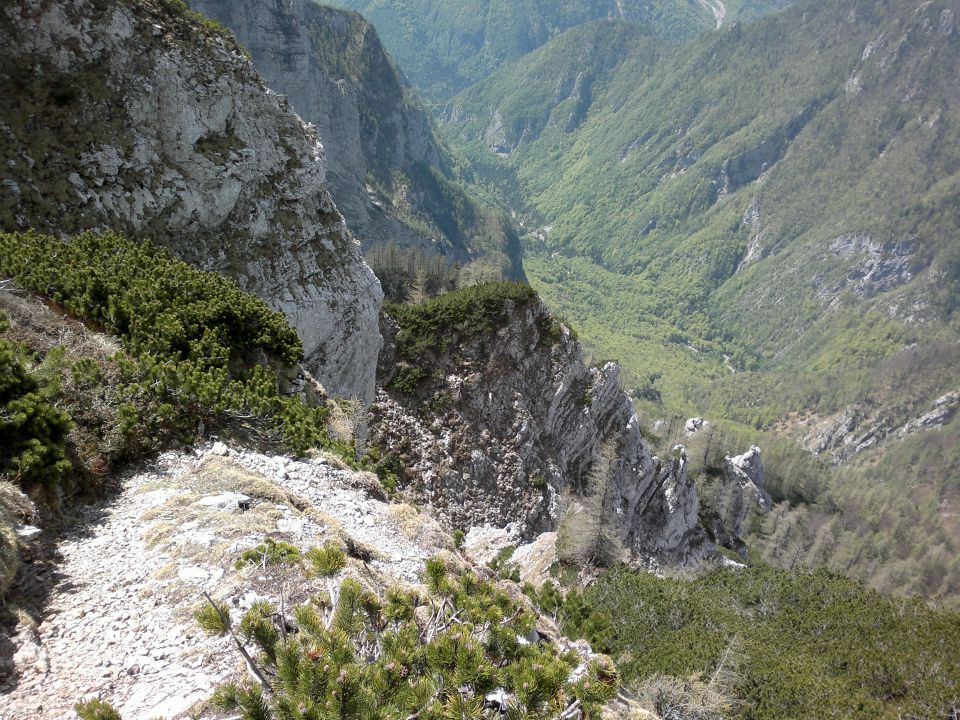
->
[[557, 440, 625, 568]]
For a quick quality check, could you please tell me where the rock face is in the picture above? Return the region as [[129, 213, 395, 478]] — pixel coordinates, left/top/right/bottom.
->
[[725, 446, 771, 510], [801, 390, 960, 464], [0, 0, 382, 402], [702, 446, 771, 557], [187, 0, 523, 276], [371, 298, 709, 565]]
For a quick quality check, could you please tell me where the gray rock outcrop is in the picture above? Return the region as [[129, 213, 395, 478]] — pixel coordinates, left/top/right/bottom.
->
[[0, 0, 382, 401], [371, 298, 709, 565], [725, 446, 772, 513], [701, 445, 771, 557], [800, 390, 959, 465], [186, 0, 522, 276]]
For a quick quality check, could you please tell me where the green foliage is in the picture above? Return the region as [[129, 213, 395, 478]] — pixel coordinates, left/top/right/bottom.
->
[[486, 546, 520, 582], [0, 312, 72, 485], [195, 557, 618, 720], [0, 230, 301, 365], [561, 563, 960, 720], [385, 365, 430, 396], [194, 597, 232, 635], [359, 445, 401, 495], [212, 684, 271, 720], [452, 529, 466, 550], [75, 699, 122, 720], [306, 541, 347, 578], [236, 538, 302, 570], [0, 231, 348, 461], [387, 281, 538, 361]]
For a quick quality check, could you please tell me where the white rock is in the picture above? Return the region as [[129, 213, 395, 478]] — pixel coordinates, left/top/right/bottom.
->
[[176, 566, 210, 584], [194, 492, 250, 512]]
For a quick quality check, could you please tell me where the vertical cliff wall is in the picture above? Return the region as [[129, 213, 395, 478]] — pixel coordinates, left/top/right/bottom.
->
[[187, 0, 523, 276], [372, 290, 709, 565], [0, 0, 382, 401]]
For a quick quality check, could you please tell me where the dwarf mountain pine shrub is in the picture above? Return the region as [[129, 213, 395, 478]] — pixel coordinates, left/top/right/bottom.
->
[[0, 312, 72, 485], [74, 699, 123, 720], [237, 538, 303, 570], [0, 231, 348, 460], [194, 555, 618, 720]]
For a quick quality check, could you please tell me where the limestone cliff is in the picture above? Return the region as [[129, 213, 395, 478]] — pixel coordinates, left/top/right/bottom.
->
[[186, 0, 524, 276], [371, 289, 709, 565], [0, 0, 382, 402]]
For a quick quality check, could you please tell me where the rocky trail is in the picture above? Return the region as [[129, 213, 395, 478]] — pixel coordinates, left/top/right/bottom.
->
[[0, 443, 449, 719]]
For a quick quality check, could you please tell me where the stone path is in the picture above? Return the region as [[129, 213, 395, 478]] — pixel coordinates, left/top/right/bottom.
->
[[0, 442, 449, 719]]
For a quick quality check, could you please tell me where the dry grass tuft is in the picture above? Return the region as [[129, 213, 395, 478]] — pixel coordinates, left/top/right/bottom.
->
[[192, 456, 311, 510], [389, 504, 451, 551]]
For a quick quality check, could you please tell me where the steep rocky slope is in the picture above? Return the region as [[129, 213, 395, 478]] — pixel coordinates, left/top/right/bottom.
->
[[187, 0, 523, 277], [371, 285, 710, 566], [0, 0, 382, 402]]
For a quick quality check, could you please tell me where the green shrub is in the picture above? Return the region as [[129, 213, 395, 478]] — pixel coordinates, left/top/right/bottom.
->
[[385, 365, 429, 395], [194, 557, 618, 720], [0, 312, 72, 485], [487, 545, 521, 582], [236, 538, 302, 570], [75, 699, 122, 720], [0, 230, 301, 365], [385, 280, 539, 362], [306, 541, 347, 578], [560, 563, 960, 720], [0, 231, 345, 461]]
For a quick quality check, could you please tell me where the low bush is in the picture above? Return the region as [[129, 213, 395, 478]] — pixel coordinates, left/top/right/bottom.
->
[[191, 556, 619, 720], [386, 280, 539, 361], [545, 563, 960, 720], [0, 230, 349, 479], [0, 312, 72, 485]]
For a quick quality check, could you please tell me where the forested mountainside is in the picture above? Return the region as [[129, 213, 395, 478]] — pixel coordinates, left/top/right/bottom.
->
[[3, 0, 960, 718], [187, 0, 523, 278], [329, 0, 792, 103], [445, 0, 960, 400], [348, 0, 960, 601]]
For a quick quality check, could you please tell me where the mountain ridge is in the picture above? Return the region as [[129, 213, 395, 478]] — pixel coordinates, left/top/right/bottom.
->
[[187, 0, 524, 278], [330, 0, 793, 103]]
